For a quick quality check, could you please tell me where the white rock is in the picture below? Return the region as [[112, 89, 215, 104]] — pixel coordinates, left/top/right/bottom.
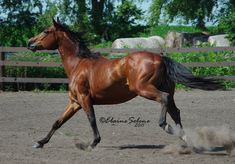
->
[[208, 34, 231, 47], [112, 36, 165, 49]]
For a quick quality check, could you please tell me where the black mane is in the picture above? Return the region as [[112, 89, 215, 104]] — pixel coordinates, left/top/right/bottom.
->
[[59, 24, 100, 59]]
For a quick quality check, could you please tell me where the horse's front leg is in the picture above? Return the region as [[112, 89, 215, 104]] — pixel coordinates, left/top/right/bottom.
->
[[79, 96, 101, 148], [167, 97, 188, 141], [33, 101, 81, 148]]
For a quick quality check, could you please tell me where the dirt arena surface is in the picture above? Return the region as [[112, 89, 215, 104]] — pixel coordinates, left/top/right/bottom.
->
[[0, 89, 235, 164]]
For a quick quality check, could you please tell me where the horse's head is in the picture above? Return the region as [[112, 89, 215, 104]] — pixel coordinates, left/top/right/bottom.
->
[[28, 18, 64, 52]]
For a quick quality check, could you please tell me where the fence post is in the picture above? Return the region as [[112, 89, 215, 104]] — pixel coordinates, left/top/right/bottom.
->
[[0, 48, 5, 91]]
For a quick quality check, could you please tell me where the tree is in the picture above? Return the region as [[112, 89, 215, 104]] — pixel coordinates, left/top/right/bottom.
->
[[90, 0, 106, 36], [37, 1, 58, 30], [107, 0, 144, 40], [150, 0, 235, 30], [0, 0, 42, 26], [149, 0, 164, 26], [218, 4, 235, 45], [0, 0, 43, 46], [0, 0, 145, 46], [58, 0, 144, 42]]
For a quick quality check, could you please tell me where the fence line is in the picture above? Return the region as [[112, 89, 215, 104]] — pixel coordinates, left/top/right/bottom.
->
[[0, 77, 68, 83], [0, 47, 235, 90], [0, 61, 63, 67], [2, 46, 235, 53], [1, 60, 235, 68]]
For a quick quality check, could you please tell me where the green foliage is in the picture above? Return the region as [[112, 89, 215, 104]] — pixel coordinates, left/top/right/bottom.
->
[[0, 0, 43, 46], [166, 0, 215, 29], [36, 1, 58, 31], [169, 51, 235, 89], [106, 0, 145, 40], [149, 0, 164, 26], [57, 0, 145, 42], [148, 25, 202, 38], [6, 52, 65, 78], [0, 0, 146, 46], [5, 52, 66, 91], [3, 50, 235, 91], [218, 11, 235, 45], [149, 0, 235, 30]]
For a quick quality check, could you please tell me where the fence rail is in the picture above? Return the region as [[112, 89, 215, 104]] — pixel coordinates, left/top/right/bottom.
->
[[2, 46, 235, 53], [0, 77, 68, 83], [0, 47, 235, 90]]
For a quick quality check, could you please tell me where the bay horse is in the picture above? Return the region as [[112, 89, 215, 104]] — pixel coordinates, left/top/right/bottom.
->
[[28, 18, 223, 149]]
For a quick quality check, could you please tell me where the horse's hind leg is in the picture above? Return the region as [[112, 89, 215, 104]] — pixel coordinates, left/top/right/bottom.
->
[[167, 96, 183, 128], [166, 96, 186, 138], [160, 82, 184, 137], [33, 101, 81, 148], [133, 83, 175, 134]]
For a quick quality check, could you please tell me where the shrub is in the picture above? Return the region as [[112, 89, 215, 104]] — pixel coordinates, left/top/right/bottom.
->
[[218, 11, 235, 45]]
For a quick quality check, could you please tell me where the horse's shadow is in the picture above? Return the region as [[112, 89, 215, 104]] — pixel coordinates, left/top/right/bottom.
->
[[100, 144, 165, 150], [75, 141, 230, 156], [75, 142, 165, 151], [100, 144, 229, 156]]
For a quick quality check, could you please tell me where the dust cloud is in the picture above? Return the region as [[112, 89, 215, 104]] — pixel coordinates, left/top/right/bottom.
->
[[162, 125, 235, 155]]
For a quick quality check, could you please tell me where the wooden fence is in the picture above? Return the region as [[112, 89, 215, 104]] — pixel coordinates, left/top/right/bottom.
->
[[0, 47, 235, 90]]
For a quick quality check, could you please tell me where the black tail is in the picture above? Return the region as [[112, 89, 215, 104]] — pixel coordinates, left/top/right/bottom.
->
[[162, 56, 224, 90]]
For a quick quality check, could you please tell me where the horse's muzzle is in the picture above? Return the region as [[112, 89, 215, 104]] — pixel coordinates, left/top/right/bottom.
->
[[27, 40, 38, 52]]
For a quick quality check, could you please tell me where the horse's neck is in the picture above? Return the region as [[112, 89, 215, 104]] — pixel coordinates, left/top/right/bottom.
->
[[58, 43, 80, 78]]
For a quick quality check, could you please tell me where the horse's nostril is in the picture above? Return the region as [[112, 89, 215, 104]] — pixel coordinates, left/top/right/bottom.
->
[[27, 38, 35, 47]]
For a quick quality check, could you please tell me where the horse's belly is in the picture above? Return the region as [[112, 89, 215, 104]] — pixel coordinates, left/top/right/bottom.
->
[[92, 85, 137, 105]]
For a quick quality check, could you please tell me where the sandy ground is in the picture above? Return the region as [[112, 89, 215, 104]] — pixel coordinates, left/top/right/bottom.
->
[[0, 89, 235, 164]]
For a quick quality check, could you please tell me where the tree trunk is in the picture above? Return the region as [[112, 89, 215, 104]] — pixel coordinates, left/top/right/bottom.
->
[[75, 0, 87, 29], [91, 0, 105, 36], [196, 16, 208, 31]]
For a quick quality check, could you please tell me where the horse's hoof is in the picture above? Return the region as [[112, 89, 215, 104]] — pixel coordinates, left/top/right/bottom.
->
[[164, 124, 174, 135], [33, 142, 43, 148]]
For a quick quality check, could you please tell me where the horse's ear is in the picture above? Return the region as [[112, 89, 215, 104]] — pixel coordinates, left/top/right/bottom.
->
[[52, 18, 62, 30]]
